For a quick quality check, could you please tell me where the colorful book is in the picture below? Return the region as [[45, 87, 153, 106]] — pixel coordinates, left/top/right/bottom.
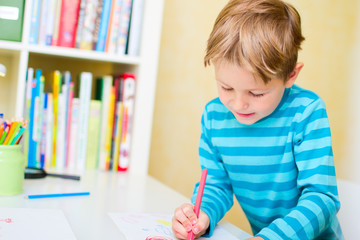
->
[[74, 0, 86, 48], [68, 98, 79, 171], [76, 72, 93, 170], [45, 0, 58, 45], [65, 81, 74, 167], [23, 68, 34, 163], [51, 0, 62, 46], [28, 69, 42, 167], [105, 86, 115, 169], [112, 101, 123, 171], [96, 76, 113, 170], [56, 84, 67, 170], [79, 0, 99, 50], [28, 0, 41, 44], [45, 93, 53, 169], [116, 0, 133, 55], [38, 0, 50, 45], [105, 0, 123, 53], [118, 73, 136, 171], [57, 0, 81, 47], [95, 0, 112, 51], [86, 100, 102, 169], [92, 0, 104, 50]]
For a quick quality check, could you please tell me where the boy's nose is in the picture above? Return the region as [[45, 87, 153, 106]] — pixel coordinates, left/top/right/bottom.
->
[[234, 94, 249, 110]]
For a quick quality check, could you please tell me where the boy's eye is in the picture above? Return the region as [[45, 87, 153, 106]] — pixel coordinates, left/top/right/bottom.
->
[[222, 86, 233, 91], [250, 92, 265, 97]]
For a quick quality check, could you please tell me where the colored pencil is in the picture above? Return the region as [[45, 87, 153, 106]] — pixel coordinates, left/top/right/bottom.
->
[[187, 169, 208, 240], [25, 192, 90, 199]]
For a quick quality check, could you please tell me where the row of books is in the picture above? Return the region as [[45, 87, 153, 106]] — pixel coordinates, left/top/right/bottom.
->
[[24, 68, 136, 171], [28, 0, 144, 56]]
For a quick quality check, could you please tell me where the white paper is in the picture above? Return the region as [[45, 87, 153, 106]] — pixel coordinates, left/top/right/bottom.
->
[[0, 208, 76, 240], [108, 212, 242, 240]]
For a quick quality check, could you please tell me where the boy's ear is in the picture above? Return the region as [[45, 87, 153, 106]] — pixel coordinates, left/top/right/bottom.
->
[[285, 62, 304, 88]]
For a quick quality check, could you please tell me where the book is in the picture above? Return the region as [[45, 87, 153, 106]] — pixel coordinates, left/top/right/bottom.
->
[[28, 69, 42, 167], [51, 0, 62, 46], [76, 72, 93, 170], [57, 0, 81, 48], [74, 0, 86, 48], [118, 73, 136, 171], [45, 93, 53, 169], [95, 0, 112, 51], [0, 0, 25, 42], [92, 0, 104, 50], [65, 81, 74, 167], [127, 0, 144, 56], [38, 0, 50, 45], [28, 0, 41, 44], [56, 84, 67, 170], [45, 0, 57, 45], [86, 100, 102, 169], [105, 0, 123, 53], [116, 0, 133, 55], [23, 68, 34, 163], [79, 0, 99, 50], [96, 76, 113, 170], [111, 101, 123, 171], [67, 98, 79, 171]]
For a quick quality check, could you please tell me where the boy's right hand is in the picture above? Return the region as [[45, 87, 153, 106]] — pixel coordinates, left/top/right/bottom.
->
[[172, 203, 210, 239]]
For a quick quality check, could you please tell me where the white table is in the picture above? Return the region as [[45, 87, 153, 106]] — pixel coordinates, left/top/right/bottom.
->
[[0, 170, 252, 239]]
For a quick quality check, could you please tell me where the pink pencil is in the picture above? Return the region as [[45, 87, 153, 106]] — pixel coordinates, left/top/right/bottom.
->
[[187, 168, 208, 240]]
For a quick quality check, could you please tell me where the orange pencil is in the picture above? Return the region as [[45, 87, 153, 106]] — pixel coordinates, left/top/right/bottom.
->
[[0, 123, 4, 139]]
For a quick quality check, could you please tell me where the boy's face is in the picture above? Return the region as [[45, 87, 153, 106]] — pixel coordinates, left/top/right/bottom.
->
[[215, 61, 295, 125]]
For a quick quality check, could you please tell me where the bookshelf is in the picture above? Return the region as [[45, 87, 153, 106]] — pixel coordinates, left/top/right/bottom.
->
[[0, 0, 165, 175]]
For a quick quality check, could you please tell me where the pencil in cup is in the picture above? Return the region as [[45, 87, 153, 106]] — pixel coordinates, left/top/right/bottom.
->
[[187, 168, 208, 240]]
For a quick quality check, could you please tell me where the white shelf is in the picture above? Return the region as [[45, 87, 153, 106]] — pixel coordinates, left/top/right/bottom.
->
[[1, 0, 165, 176]]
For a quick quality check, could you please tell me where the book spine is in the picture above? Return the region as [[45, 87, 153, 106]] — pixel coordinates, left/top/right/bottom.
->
[[127, 0, 144, 56], [45, 93, 53, 169], [68, 98, 79, 171], [92, 0, 104, 50], [118, 73, 135, 171], [79, 0, 99, 50], [74, 0, 86, 48], [105, 0, 122, 53], [65, 81, 74, 167], [116, 0, 132, 55], [52, 71, 62, 167], [45, 0, 57, 45], [86, 100, 102, 169], [38, 0, 50, 45], [57, 0, 81, 48], [105, 86, 115, 169], [97, 76, 112, 170], [28, 69, 42, 167], [24, 68, 34, 160], [76, 72, 93, 170], [29, 0, 42, 44], [95, 0, 112, 51], [51, 0, 63, 46]]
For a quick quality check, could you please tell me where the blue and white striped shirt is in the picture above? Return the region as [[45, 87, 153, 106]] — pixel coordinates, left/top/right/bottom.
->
[[191, 85, 343, 239]]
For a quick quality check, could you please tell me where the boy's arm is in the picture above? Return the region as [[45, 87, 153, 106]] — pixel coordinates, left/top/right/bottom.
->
[[191, 110, 234, 237], [256, 99, 341, 239]]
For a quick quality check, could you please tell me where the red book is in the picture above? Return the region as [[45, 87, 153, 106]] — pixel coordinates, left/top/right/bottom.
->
[[57, 0, 81, 48]]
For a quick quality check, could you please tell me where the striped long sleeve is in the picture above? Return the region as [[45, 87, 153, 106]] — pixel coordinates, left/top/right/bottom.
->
[[191, 85, 343, 239]]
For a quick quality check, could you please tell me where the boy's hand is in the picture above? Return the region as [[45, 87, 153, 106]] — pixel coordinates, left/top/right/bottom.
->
[[172, 203, 210, 239]]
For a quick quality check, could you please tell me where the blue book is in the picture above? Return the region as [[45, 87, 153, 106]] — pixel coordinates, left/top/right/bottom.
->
[[29, 0, 41, 44], [28, 69, 42, 167], [96, 0, 113, 51]]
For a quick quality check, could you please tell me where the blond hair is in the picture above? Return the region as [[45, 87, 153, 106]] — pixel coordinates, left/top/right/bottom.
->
[[204, 0, 305, 83]]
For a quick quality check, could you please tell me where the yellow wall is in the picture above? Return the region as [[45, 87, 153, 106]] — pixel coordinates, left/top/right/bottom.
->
[[149, 0, 360, 234]]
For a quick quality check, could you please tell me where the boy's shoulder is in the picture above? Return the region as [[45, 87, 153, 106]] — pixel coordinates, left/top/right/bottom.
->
[[286, 84, 325, 108]]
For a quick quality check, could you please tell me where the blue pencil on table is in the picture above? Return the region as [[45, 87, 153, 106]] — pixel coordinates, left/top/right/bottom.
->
[[25, 192, 90, 199]]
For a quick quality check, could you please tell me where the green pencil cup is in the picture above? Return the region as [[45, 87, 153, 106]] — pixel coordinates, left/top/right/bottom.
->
[[0, 145, 25, 196]]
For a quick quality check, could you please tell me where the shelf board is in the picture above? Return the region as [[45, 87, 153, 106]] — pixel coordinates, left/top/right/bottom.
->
[[27, 45, 141, 65], [0, 40, 23, 52]]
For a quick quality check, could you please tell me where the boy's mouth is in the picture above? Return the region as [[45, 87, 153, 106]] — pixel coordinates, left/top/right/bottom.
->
[[236, 112, 255, 118]]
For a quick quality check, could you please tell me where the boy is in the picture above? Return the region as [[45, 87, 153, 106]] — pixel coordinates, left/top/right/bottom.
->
[[172, 0, 344, 239]]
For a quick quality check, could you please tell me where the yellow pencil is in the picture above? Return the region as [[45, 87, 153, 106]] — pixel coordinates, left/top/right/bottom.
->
[[3, 121, 18, 145]]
